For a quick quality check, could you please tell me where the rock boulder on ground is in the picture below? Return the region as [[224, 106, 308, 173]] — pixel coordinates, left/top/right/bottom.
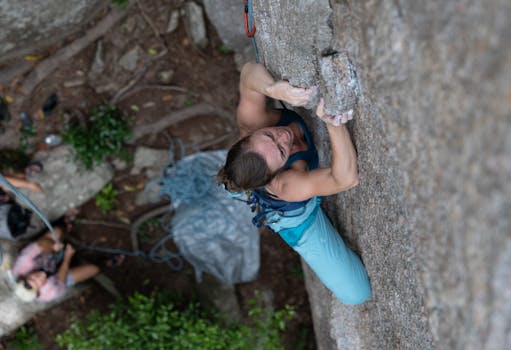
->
[[0, 0, 106, 63], [19, 144, 114, 238]]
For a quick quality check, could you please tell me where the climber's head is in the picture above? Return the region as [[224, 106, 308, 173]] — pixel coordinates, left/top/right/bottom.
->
[[217, 126, 294, 192]]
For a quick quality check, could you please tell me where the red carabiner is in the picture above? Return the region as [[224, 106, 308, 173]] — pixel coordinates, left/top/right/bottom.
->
[[244, 1, 256, 37]]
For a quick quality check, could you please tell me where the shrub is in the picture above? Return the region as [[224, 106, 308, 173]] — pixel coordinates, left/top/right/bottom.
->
[[95, 183, 118, 214], [62, 102, 131, 170], [111, 0, 129, 9], [56, 291, 295, 350], [6, 326, 41, 350]]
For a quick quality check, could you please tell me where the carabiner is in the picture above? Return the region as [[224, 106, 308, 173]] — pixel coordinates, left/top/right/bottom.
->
[[244, 0, 256, 37]]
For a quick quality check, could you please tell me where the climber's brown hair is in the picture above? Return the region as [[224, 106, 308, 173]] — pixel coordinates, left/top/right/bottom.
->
[[217, 135, 275, 192]]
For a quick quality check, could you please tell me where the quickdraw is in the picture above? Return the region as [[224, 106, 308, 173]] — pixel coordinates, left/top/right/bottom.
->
[[244, 0, 256, 37]]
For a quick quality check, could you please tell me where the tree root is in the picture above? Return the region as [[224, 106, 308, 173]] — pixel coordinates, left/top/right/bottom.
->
[[78, 219, 130, 230], [130, 103, 235, 143], [130, 205, 170, 251], [11, 4, 132, 116], [115, 84, 189, 104], [109, 48, 168, 106], [136, 0, 161, 39]]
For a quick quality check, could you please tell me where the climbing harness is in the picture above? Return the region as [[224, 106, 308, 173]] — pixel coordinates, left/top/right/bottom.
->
[[244, 0, 260, 63]]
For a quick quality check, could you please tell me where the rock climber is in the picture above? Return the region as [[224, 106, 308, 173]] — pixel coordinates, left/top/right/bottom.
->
[[217, 62, 371, 304], [10, 218, 124, 302]]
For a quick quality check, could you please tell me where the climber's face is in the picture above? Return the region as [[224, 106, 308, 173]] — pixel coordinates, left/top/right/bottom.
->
[[26, 271, 47, 291], [250, 126, 294, 173]]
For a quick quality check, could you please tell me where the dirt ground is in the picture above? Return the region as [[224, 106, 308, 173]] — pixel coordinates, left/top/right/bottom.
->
[[0, 2, 315, 349]]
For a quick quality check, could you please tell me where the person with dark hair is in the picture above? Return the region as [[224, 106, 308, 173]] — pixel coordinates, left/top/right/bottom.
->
[[217, 62, 371, 304], [10, 220, 123, 303]]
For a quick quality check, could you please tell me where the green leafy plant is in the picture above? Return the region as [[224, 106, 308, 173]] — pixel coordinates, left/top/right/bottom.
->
[[95, 183, 118, 214], [56, 291, 295, 350], [62, 102, 131, 170], [183, 99, 193, 108], [111, 0, 129, 9], [7, 326, 41, 350], [217, 44, 233, 55], [245, 291, 296, 349]]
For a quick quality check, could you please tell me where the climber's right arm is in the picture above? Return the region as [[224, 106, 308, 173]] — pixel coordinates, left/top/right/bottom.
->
[[237, 62, 315, 137]]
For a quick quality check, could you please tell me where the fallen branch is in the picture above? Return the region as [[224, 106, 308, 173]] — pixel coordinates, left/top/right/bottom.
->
[[109, 48, 168, 105], [78, 219, 130, 230], [136, 0, 161, 39], [131, 103, 234, 143], [130, 103, 235, 142], [115, 84, 189, 104], [12, 4, 132, 115], [197, 133, 235, 149]]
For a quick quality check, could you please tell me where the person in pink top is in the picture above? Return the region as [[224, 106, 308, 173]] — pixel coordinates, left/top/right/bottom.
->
[[12, 220, 123, 303], [15, 244, 90, 302]]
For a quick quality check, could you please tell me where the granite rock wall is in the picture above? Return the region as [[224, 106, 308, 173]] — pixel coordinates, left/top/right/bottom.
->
[[207, 0, 511, 349]]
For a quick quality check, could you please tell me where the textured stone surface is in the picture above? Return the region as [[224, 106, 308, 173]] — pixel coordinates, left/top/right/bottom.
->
[[131, 146, 169, 179], [0, 267, 85, 337], [0, 0, 106, 62], [20, 145, 114, 237], [183, 2, 208, 49], [203, 0, 247, 52], [205, 0, 511, 349]]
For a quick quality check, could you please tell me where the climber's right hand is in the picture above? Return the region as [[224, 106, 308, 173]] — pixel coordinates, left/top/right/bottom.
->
[[266, 81, 317, 106]]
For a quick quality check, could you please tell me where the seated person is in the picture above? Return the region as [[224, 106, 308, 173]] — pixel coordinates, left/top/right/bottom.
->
[[11, 220, 123, 302]]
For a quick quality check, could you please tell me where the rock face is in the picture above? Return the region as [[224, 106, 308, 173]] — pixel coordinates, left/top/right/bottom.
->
[[206, 0, 511, 349], [0, 0, 106, 63], [20, 145, 114, 237]]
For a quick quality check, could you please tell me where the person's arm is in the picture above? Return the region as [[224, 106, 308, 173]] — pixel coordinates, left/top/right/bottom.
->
[[1, 176, 42, 193], [56, 245, 75, 283], [267, 99, 359, 202], [237, 62, 316, 137]]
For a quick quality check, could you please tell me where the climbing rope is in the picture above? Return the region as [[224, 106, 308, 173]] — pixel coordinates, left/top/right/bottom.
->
[[0, 174, 60, 243], [0, 173, 63, 266], [243, 1, 287, 110], [75, 213, 183, 271], [244, 0, 260, 63], [73, 138, 204, 271]]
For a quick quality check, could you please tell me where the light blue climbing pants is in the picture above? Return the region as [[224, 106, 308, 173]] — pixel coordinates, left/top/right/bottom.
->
[[269, 198, 371, 304]]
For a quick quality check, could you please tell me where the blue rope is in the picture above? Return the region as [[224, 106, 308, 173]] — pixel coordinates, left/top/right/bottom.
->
[[247, 0, 260, 63], [75, 140, 203, 271], [0, 173, 60, 243]]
